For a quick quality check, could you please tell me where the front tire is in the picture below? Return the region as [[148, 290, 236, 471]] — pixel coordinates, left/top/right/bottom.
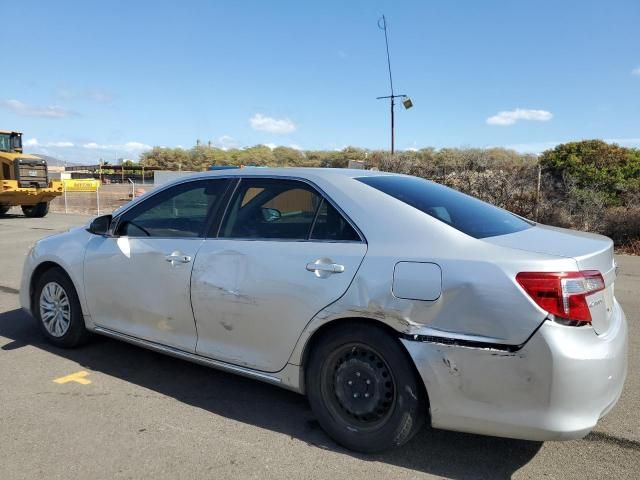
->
[[0, 205, 10, 216], [22, 202, 49, 218], [34, 268, 90, 348], [306, 323, 427, 453]]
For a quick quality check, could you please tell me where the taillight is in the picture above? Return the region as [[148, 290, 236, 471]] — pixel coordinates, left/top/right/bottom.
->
[[515, 271, 605, 323]]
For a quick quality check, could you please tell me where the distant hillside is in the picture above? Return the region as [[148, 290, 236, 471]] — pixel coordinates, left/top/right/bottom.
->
[[32, 154, 78, 167]]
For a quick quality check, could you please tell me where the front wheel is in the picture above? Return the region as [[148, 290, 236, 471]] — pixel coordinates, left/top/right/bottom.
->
[[22, 202, 49, 218], [306, 323, 427, 453], [0, 205, 10, 216], [34, 268, 90, 348]]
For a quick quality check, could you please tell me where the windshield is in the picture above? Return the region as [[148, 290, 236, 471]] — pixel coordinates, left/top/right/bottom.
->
[[357, 175, 533, 239], [0, 134, 11, 152]]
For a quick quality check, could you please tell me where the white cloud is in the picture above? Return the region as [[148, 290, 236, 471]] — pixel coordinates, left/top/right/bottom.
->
[[1, 99, 75, 118], [632, 67, 640, 76], [211, 135, 240, 150], [24, 138, 75, 148], [82, 141, 151, 152], [289, 144, 302, 150], [87, 89, 114, 102], [263, 143, 277, 150], [122, 141, 151, 152], [486, 108, 553, 126], [81, 142, 105, 150], [57, 88, 114, 103], [249, 113, 296, 134]]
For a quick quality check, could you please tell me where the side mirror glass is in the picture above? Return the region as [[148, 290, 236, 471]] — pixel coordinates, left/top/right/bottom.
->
[[88, 214, 112, 236]]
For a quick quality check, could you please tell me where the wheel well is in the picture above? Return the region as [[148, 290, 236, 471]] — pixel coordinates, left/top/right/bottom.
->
[[29, 261, 67, 308], [300, 317, 429, 404]]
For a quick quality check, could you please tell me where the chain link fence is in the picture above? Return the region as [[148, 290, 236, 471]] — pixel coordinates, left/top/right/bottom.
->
[[49, 184, 154, 216]]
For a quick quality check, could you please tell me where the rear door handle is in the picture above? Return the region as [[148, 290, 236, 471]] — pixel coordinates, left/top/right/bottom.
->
[[165, 252, 192, 264], [306, 261, 345, 275]]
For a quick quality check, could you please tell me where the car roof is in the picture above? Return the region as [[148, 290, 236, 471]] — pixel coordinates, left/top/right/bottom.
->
[[113, 167, 399, 219], [181, 167, 396, 183]]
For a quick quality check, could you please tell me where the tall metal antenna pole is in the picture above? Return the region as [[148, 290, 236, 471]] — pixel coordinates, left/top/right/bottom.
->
[[380, 15, 394, 97], [377, 15, 412, 156]]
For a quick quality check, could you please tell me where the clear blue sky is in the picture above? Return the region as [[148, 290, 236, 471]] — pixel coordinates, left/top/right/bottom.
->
[[2, 0, 639, 163]]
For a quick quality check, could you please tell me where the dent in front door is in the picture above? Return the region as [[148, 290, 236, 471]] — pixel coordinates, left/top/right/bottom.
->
[[191, 240, 367, 372]]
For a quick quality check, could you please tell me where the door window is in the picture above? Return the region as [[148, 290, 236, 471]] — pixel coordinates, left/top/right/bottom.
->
[[116, 179, 230, 238], [220, 179, 322, 240], [220, 178, 362, 242], [310, 199, 361, 241]]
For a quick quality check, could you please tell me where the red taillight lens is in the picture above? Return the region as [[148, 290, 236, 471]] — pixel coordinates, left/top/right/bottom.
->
[[515, 271, 605, 323]]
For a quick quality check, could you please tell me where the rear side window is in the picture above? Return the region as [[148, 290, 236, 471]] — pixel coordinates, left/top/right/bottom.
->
[[221, 179, 322, 239], [357, 175, 532, 239], [311, 199, 360, 241], [220, 178, 362, 241]]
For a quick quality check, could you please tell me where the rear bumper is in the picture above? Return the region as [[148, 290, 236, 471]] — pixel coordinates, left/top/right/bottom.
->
[[402, 300, 628, 441]]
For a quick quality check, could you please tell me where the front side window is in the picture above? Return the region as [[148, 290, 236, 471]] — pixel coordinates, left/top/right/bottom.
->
[[357, 175, 532, 239], [116, 179, 230, 238]]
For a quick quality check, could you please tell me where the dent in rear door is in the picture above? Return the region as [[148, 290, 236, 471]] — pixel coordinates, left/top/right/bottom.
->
[[191, 240, 367, 372]]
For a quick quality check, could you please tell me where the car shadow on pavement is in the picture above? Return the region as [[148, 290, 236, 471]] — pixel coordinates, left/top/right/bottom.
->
[[0, 308, 542, 480]]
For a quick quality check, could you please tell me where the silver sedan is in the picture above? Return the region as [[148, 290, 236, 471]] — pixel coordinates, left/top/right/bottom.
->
[[20, 168, 627, 453]]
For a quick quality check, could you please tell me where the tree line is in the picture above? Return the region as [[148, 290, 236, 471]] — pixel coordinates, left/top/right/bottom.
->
[[139, 140, 640, 252]]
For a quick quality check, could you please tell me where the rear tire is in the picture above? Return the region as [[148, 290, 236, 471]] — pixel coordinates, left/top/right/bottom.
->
[[22, 202, 49, 218], [33, 268, 90, 348], [306, 323, 427, 453]]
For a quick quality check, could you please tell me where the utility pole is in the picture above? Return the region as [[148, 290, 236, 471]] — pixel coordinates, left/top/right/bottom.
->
[[376, 15, 413, 156]]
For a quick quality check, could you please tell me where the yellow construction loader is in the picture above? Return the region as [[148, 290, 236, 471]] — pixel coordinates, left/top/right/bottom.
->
[[0, 130, 63, 217]]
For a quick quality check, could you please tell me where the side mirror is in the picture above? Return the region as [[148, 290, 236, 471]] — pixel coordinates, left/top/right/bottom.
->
[[88, 214, 112, 236], [261, 207, 281, 222]]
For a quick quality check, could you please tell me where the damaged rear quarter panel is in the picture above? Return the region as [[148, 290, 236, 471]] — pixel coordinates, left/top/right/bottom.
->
[[288, 238, 577, 366]]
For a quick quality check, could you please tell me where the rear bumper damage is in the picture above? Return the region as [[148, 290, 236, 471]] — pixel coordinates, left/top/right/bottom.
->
[[402, 300, 628, 441]]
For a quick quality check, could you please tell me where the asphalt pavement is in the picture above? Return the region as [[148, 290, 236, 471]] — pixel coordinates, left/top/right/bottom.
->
[[1, 210, 638, 480]]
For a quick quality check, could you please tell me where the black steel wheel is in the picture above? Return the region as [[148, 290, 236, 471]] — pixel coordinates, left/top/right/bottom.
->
[[306, 323, 427, 453], [321, 343, 397, 431]]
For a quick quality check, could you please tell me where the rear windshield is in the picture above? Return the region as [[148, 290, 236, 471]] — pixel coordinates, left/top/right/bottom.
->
[[357, 175, 533, 239]]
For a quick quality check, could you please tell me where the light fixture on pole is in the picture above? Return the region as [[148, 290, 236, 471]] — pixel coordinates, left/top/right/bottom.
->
[[376, 15, 413, 155]]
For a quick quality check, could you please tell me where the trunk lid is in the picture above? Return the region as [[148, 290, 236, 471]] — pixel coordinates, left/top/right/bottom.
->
[[484, 224, 616, 334]]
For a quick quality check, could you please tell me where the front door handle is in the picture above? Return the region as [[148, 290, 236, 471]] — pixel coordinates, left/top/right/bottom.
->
[[165, 252, 192, 264], [306, 259, 345, 277]]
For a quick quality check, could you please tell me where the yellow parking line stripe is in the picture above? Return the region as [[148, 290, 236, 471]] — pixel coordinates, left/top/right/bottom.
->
[[53, 371, 92, 385]]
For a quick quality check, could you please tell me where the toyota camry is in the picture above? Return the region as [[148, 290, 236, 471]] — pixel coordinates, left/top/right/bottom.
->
[[20, 168, 628, 453]]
